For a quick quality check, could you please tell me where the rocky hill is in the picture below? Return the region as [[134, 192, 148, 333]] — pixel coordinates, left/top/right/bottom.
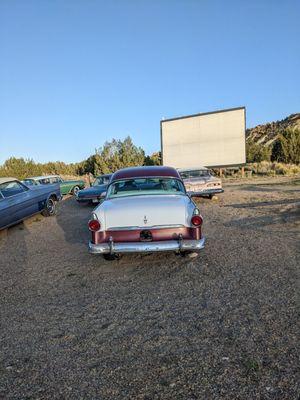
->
[[246, 113, 300, 146]]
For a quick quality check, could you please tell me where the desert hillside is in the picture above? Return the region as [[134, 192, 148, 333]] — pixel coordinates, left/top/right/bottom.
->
[[246, 113, 300, 145]]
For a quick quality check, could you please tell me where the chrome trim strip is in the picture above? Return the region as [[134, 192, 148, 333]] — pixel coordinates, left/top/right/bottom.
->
[[89, 237, 205, 254], [107, 224, 185, 231], [190, 189, 224, 195]]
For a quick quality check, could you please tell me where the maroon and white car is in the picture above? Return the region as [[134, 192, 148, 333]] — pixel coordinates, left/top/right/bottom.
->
[[88, 166, 205, 260]]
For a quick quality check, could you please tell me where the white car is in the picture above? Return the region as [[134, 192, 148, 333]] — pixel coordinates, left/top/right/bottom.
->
[[178, 167, 224, 198], [88, 166, 205, 260]]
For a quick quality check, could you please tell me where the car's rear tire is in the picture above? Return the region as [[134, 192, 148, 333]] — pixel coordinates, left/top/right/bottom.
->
[[72, 186, 80, 196], [177, 250, 198, 258], [208, 194, 214, 199], [177, 250, 192, 257], [42, 197, 57, 217], [103, 253, 120, 261]]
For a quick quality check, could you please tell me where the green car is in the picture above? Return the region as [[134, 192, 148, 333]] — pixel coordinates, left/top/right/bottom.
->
[[23, 175, 85, 195]]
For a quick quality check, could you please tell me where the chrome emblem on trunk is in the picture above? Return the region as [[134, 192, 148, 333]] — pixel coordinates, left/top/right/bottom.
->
[[143, 215, 148, 224]]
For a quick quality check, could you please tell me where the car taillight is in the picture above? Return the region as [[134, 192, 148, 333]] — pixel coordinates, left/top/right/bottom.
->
[[88, 219, 101, 231], [191, 215, 203, 226]]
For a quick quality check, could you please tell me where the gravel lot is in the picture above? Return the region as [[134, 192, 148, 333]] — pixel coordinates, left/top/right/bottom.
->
[[0, 177, 299, 399]]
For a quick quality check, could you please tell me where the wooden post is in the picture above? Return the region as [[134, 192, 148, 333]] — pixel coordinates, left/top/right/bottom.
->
[[241, 166, 245, 178], [219, 168, 223, 178]]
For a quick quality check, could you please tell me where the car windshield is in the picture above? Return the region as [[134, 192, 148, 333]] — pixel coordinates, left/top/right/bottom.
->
[[93, 176, 110, 186], [180, 170, 211, 179], [107, 178, 185, 199]]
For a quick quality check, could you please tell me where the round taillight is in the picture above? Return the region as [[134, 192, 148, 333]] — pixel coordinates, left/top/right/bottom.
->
[[88, 219, 101, 232], [191, 215, 203, 227]]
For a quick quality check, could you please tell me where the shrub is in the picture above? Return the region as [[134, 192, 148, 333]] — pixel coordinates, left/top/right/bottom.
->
[[246, 140, 271, 163], [289, 165, 300, 174], [274, 163, 289, 175], [242, 162, 300, 176], [0, 136, 151, 179], [271, 128, 300, 164]]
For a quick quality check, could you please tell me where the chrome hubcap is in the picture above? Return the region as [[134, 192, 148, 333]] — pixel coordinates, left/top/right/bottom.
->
[[47, 199, 54, 213]]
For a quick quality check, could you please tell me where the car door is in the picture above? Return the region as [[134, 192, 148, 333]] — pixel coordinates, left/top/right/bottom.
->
[[57, 177, 69, 194], [0, 190, 14, 229], [0, 181, 37, 228], [18, 183, 41, 219]]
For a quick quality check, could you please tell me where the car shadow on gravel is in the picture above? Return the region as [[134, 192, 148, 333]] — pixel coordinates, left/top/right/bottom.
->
[[224, 198, 299, 209], [55, 197, 92, 245], [0, 223, 29, 280], [224, 204, 300, 232], [236, 185, 300, 193]]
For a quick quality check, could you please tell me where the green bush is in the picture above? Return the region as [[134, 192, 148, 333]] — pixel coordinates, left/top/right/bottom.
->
[[0, 136, 156, 179], [290, 165, 300, 174], [78, 136, 145, 176], [246, 140, 271, 163], [144, 152, 161, 166], [274, 163, 289, 175], [272, 128, 300, 164]]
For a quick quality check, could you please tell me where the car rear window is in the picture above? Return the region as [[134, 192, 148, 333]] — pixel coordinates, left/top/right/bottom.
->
[[93, 175, 111, 186], [49, 177, 59, 183], [180, 170, 211, 179], [38, 178, 51, 184], [107, 178, 185, 199]]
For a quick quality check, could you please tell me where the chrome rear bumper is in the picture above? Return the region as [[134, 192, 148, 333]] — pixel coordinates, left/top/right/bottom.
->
[[191, 188, 224, 196], [89, 237, 205, 254]]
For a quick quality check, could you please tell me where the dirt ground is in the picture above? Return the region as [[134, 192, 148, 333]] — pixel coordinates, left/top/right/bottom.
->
[[0, 177, 299, 399]]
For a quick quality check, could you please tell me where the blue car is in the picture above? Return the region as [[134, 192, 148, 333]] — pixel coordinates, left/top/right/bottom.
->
[[0, 177, 62, 230], [76, 174, 112, 204]]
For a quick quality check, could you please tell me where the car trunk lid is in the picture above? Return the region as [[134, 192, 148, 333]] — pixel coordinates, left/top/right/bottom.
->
[[101, 195, 189, 230]]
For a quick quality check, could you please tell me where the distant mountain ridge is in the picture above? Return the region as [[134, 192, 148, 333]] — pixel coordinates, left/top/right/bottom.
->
[[246, 113, 300, 146]]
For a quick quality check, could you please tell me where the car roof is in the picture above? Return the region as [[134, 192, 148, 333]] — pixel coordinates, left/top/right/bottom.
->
[[28, 175, 60, 180], [111, 166, 181, 181], [0, 177, 19, 185], [178, 167, 208, 172]]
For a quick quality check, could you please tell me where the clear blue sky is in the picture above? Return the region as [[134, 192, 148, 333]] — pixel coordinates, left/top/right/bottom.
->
[[0, 0, 299, 164]]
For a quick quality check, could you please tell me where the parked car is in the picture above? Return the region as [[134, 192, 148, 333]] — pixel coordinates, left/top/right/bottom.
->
[[88, 166, 205, 260], [178, 167, 224, 198], [76, 174, 112, 204], [23, 175, 85, 195], [0, 177, 61, 230]]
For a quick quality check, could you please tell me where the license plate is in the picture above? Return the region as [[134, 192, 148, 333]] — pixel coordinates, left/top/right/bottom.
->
[[191, 186, 203, 192]]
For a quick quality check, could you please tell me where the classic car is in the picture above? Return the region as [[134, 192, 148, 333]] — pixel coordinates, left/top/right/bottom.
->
[[178, 167, 224, 198], [76, 174, 112, 204], [88, 166, 205, 260], [23, 175, 85, 195], [0, 177, 62, 230]]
